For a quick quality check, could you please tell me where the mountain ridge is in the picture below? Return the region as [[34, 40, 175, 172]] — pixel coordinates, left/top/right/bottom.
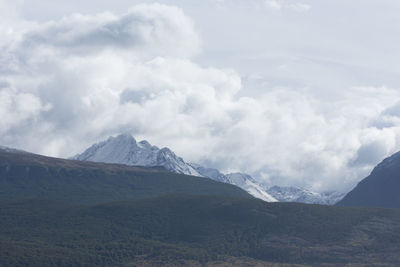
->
[[72, 134, 278, 202], [267, 185, 345, 205], [2, 142, 400, 265], [0, 148, 251, 204], [72, 134, 201, 176], [72, 134, 344, 204], [338, 150, 400, 208]]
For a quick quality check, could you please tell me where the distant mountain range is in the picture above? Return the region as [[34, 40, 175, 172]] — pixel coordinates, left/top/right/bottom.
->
[[72, 133, 201, 176], [338, 150, 400, 208], [1, 142, 400, 266], [267, 186, 345, 205], [73, 134, 344, 204], [0, 146, 250, 204]]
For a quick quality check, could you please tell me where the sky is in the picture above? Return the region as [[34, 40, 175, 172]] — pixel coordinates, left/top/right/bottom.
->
[[1, 0, 400, 193]]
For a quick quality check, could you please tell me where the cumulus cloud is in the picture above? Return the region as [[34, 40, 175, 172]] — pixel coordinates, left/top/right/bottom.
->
[[0, 84, 51, 135], [20, 4, 200, 59], [1, 2, 400, 193]]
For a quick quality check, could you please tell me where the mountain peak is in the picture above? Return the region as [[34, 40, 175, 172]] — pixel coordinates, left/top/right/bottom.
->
[[113, 133, 136, 143], [72, 134, 139, 165], [227, 172, 254, 182], [159, 147, 173, 153], [138, 140, 153, 149], [73, 134, 342, 204], [73, 135, 277, 202], [73, 134, 200, 176]]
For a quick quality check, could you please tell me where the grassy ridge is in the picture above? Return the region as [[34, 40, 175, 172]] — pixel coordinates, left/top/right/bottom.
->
[[0, 150, 251, 204], [1, 196, 400, 266]]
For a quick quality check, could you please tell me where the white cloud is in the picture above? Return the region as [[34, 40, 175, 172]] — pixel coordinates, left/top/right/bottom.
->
[[19, 3, 200, 59], [287, 3, 311, 12], [265, 0, 311, 12], [265, 0, 282, 10], [1, 2, 400, 194], [0, 84, 51, 135]]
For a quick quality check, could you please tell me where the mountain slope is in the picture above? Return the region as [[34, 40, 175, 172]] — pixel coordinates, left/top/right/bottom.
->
[[227, 173, 277, 202], [267, 186, 345, 205], [1, 195, 400, 266], [73, 134, 278, 201], [0, 148, 252, 204], [189, 164, 278, 202], [188, 163, 230, 183], [72, 134, 200, 176], [1, 146, 400, 266], [338, 151, 400, 208], [73, 134, 345, 204]]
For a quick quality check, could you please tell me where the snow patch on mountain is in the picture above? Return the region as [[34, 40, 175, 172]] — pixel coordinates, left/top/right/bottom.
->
[[72, 134, 277, 201], [188, 164, 277, 201], [72, 134, 200, 176], [226, 173, 278, 202], [188, 163, 230, 183], [266, 186, 345, 205], [72, 134, 344, 204]]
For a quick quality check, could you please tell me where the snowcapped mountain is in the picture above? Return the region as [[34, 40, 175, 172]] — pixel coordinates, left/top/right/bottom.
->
[[73, 134, 277, 202], [188, 164, 277, 202], [226, 173, 277, 202], [266, 186, 345, 205], [188, 163, 230, 183], [72, 134, 200, 176], [72, 134, 343, 204]]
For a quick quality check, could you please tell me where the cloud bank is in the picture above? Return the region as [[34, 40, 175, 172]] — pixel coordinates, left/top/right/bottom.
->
[[1, 2, 400, 193]]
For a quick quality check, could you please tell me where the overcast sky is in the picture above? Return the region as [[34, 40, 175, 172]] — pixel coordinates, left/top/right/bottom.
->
[[1, 0, 400, 193]]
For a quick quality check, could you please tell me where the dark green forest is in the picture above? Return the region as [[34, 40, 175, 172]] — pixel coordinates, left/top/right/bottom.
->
[[2, 196, 400, 266], [1, 150, 400, 266]]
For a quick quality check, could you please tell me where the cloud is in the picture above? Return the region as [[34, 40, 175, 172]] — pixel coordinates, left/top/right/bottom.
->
[[265, 0, 311, 12], [19, 3, 200, 59], [265, 0, 282, 10], [287, 3, 311, 12], [0, 3, 232, 156], [0, 84, 51, 136], [1, 2, 400, 194]]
